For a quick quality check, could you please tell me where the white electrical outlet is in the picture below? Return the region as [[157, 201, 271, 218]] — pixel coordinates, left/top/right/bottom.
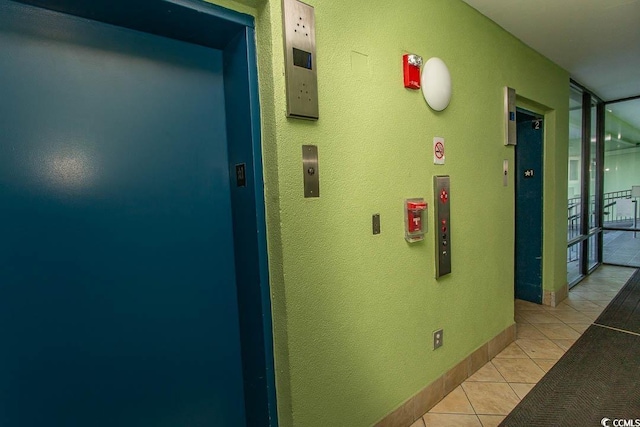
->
[[433, 329, 443, 350]]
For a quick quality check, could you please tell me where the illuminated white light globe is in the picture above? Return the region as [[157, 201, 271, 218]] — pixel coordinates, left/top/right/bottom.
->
[[421, 57, 452, 111]]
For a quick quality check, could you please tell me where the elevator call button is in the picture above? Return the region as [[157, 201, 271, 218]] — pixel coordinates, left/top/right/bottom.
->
[[440, 189, 448, 204]]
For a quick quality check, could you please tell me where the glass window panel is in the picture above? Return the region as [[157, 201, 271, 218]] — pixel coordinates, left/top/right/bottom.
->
[[589, 100, 597, 229], [567, 242, 582, 285], [568, 88, 583, 237], [603, 98, 640, 267], [588, 233, 599, 270]]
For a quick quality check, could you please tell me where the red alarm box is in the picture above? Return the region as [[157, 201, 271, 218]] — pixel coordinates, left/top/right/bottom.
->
[[405, 198, 427, 242], [403, 54, 423, 89]]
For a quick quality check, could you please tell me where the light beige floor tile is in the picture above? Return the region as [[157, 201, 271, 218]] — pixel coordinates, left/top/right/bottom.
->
[[606, 282, 627, 289], [477, 415, 505, 427], [578, 305, 605, 314], [514, 299, 545, 311], [583, 283, 620, 292], [543, 302, 577, 313], [590, 300, 612, 308], [429, 386, 475, 414], [519, 311, 561, 324], [611, 281, 626, 287], [588, 276, 615, 284], [516, 323, 547, 340], [492, 358, 545, 383], [580, 310, 602, 320], [571, 291, 611, 301], [606, 271, 625, 280], [422, 413, 481, 426], [410, 417, 426, 427], [566, 323, 590, 334], [495, 342, 529, 358], [514, 314, 529, 324], [596, 291, 620, 298], [461, 382, 520, 415], [544, 309, 591, 323], [606, 273, 629, 279], [466, 362, 505, 383], [565, 292, 586, 301], [531, 358, 558, 372], [509, 383, 535, 399], [605, 275, 629, 282], [575, 293, 612, 304], [552, 339, 577, 351], [564, 299, 601, 311], [576, 282, 616, 289], [533, 323, 581, 340], [515, 339, 565, 359]]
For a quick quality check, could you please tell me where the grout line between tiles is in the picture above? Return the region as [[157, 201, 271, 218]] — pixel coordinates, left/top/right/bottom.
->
[[459, 380, 479, 416], [489, 360, 509, 383], [506, 382, 524, 403], [528, 322, 558, 340]]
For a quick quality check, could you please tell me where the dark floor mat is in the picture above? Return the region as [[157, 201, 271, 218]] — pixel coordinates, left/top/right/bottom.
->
[[595, 269, 640, 334], [500, 326, 640, 426]]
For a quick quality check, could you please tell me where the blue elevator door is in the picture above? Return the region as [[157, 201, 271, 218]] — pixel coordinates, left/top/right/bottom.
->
[[515, 110, 544, 304], [0, 3, 245, 426]]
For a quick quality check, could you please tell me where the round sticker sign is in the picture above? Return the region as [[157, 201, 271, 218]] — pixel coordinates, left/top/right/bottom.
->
[[433, 137, 445, 165]]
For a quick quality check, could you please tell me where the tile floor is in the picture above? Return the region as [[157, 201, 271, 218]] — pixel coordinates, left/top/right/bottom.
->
[[603, 229, 640, 266], [410, 265, 636, 427]]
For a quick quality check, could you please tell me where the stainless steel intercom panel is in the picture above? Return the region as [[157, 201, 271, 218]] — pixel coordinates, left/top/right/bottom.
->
[[302, 145, 319, 197], [283, 0, 319, 120], [504, 87, 516, 145], [434, 176, 451, 278]]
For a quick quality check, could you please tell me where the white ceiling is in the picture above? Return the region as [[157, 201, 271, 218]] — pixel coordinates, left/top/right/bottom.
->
[[461, 0, 640, 102]]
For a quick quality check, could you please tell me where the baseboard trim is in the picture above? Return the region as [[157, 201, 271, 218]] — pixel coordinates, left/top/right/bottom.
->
[[374, 323, 516, 427], [543, 283, 568, 307]]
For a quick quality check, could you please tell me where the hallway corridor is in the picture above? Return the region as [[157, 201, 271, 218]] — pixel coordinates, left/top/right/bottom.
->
[[410, 265, 636, 427]]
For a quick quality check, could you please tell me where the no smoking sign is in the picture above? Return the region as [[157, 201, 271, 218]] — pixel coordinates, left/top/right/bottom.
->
[[433, 137, 445, 165]]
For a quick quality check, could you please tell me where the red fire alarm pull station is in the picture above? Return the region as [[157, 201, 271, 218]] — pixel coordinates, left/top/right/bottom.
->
[[405, 198, 427, 242], [403, 54, 423, 89]]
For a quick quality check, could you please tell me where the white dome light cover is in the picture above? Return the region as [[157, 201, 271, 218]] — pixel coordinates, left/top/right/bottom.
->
[[421, 57, 452, 111]]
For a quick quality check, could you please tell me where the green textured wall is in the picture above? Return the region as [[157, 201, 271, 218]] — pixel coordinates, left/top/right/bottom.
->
[[208, 0, 569, 425]]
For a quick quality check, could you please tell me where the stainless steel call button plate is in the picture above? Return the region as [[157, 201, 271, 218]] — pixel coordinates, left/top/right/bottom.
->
[[434, 175, 451, 278]]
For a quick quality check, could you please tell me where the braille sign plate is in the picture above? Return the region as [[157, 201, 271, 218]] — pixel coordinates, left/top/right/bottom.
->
[[236, 163, 247, 187]]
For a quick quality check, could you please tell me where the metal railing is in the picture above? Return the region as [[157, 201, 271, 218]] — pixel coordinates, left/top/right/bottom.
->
[[567, 189, 636, 262], [568, 189, 634, 232], [567, 199, 581, 241]]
